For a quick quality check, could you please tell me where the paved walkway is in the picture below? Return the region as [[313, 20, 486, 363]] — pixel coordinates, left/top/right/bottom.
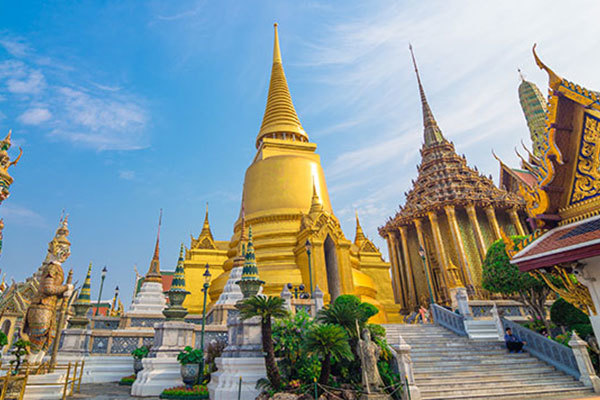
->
[[68, 383, 159, 400]]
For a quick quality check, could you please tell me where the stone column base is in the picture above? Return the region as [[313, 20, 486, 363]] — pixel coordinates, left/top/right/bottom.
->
[[131, 357, 182, 397], [208, 357, 266, 400]]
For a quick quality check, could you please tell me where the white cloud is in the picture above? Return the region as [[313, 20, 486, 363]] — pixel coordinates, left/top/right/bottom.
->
[[7, 69, 45, 94], [18, 107, 51, 125], [0, 203, 46, 227], [0, 34, 149, 151], [119, 170, 135, 180]]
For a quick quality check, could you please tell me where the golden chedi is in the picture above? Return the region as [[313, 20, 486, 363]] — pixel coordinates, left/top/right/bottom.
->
[[190, 24, 400, 323]]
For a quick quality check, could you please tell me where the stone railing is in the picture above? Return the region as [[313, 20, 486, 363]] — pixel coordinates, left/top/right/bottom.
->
[[468, 300, 553, 320], [502, 318, 579, 378], [431, 304, 466, 336]]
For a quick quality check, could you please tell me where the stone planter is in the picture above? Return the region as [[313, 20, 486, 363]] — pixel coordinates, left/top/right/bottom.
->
[[134, 358, 144, 375], [181, 363, 200, 388]]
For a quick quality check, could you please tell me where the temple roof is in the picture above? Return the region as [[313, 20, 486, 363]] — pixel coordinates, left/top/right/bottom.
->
[[256, 23, 307, 148], [379, 49, 522, 235]]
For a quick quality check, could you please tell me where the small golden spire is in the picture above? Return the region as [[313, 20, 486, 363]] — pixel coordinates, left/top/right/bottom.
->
[[145, 209, 163, 283], [409, 44, 446, 147], [256, 23, 307, 148], [354, 211, 366, 244], [199, 203, 214, 241], [309, 179, 323, 215]]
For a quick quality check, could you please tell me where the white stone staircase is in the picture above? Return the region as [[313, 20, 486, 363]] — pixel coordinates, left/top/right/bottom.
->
[[384, 324, 595, 400]]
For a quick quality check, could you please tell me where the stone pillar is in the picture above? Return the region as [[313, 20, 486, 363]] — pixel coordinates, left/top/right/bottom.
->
[[484, 205, 502, 241], [131, 321, 196, 397], [465, 203, 487, 261], [59, 329, 91, 356], [569, 332, 600, 392], [427, 211, 450, 294], [386, 233, 404, 305], [209, 314, 266, 400], [414, 218, 437, 304], [399, 226, 417, 309], [444, 205, 473, 287], [509, 207, 526, 236], [390, 335, 421, 400]]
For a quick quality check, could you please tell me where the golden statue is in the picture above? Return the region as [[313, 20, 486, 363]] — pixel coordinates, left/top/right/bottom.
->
[[0, 130, 23, 204], [21, 216, 73, 363]]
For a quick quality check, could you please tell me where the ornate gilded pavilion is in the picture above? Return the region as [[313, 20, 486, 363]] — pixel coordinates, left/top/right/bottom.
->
[[177, 24, 400, 323], [509, 46, 600, 337], [379, 47, 528, 311]]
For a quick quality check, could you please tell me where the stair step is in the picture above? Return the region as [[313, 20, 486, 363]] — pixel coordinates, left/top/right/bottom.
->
[[420, 379, 581, 394], [415, 366, 557, 380], [421, 387, 593, 400]]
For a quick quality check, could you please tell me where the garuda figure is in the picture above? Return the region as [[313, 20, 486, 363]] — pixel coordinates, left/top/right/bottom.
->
[[21, 217, 73, 363]]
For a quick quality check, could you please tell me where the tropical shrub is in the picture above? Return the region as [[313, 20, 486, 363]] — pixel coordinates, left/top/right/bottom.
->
[[131, 345, 150, 360], [10, 339, 30, 374], [303, 323, 353, 384], [177, 346, 203, 365], [0, 331, 8, 348]]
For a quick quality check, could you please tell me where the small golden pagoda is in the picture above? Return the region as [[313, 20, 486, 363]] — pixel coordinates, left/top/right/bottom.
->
[[378, 47, 528, 311], [185, 24, 399, 323]]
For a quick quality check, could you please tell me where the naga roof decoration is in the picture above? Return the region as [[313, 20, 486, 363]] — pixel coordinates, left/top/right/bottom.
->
[[379, 47, 522, 233]]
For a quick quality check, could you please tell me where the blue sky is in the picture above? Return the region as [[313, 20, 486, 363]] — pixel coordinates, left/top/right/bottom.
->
[[1, 1, 600, 304]]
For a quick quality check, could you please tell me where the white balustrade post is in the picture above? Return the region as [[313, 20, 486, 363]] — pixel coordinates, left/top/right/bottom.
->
[[569, 332, 600, 392], [491, 304, 505, 341], [391, 334, 421, 400], [456, 287, 472, 320], [312, 285, 324, 317]]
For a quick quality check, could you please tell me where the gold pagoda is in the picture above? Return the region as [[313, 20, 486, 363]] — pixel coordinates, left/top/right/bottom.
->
[[378, 47, 528, 311], [182, 24, 400, 323]]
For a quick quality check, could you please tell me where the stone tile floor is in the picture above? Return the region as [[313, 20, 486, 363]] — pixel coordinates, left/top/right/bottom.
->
[[68, 383, 159, 400]]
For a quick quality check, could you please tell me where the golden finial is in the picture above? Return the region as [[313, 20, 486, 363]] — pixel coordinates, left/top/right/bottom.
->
[[354, 211, 366, 244], [309, 178, 323, 215], [518, 69, 525, 82], [273, 23, 282, 64], [146, 209, 163, 282]]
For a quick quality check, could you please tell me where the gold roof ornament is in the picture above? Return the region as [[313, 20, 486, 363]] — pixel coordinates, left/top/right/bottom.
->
[[256, 23, 308, 148], [309, 180, 323, 216], [354, 211, 366, 245], [191, 203, 217, 250]]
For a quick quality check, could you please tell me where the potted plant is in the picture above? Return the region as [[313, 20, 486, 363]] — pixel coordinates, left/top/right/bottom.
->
[[177, 346, 203, 388], [131, 345, 150, 376]]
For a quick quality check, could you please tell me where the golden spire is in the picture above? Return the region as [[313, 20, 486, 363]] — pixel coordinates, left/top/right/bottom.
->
[[409, 44, 446, 147], [309, 180, 323, 215], [145, 209, 163, 283], [354, 211, 366, 244], [256, 23, 308, 148], [200, 203, 214, 241], [238, 200, 248, 257]]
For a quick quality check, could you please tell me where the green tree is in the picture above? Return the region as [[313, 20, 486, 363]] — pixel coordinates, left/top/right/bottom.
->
[[304, 323, 353, 385], [550, 298, 590, 329], [236, 295, 288, 389], [482, 237, 554, 333]]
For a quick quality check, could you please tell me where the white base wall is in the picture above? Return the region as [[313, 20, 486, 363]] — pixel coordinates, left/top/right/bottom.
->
[[57, 354, 134, 383], [208, 357, 266, 400], [131, 357, 182, 397], [23, 371, 67, 400]]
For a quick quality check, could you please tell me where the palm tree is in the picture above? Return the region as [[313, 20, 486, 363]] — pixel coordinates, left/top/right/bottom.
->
[[304, 323, 353, 385], [236, 295, 288, 389], [316, 300, 362, 337]]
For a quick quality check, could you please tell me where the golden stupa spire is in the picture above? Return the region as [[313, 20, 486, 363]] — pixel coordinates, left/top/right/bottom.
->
[[238, 200, 248, 256], [409, 44, 445, 147], [145, 209, 163, 283], [256, 23, 308, 148], [354, 211, 366, 244]]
